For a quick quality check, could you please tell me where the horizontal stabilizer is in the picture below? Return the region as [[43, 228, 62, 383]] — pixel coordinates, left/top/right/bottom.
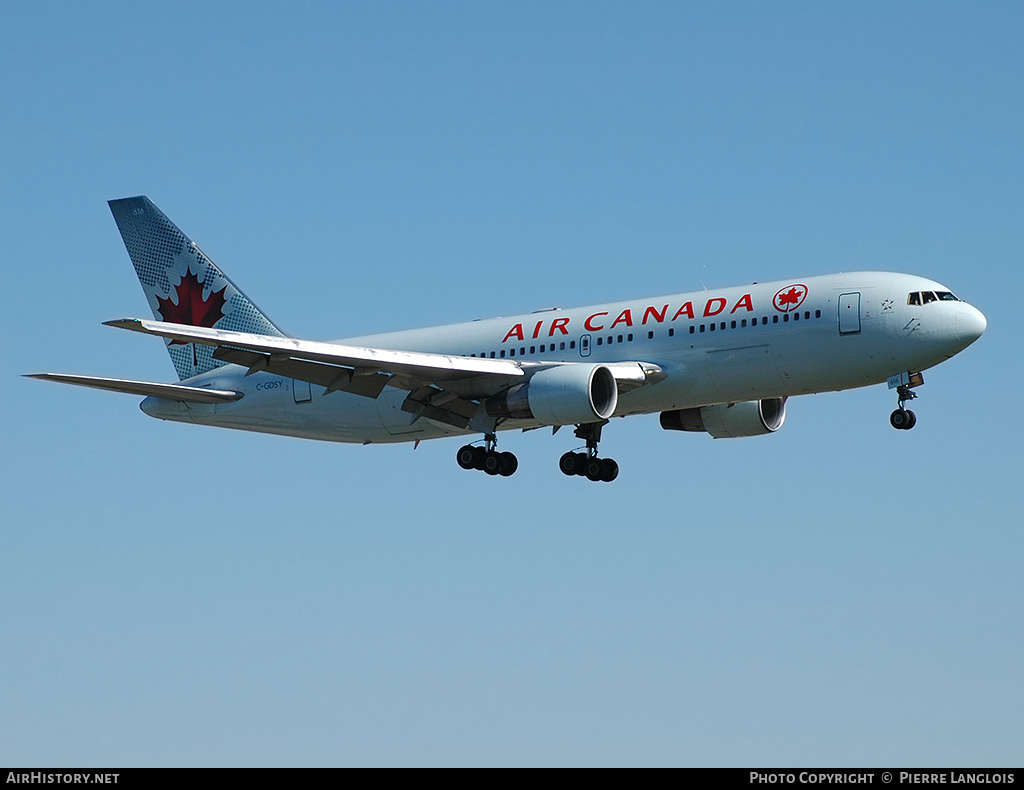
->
[[26, 373, 243, 403]]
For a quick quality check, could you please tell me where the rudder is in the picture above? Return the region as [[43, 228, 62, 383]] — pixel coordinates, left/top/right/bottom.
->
[[109, 196, 285, 380]]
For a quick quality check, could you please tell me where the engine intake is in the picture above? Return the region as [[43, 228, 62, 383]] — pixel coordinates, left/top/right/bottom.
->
[[486, 364, 618, 426], [660, 398, 786, 438]]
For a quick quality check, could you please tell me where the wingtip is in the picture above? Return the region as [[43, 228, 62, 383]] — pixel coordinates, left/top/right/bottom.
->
[[104, 318, 145, 331]]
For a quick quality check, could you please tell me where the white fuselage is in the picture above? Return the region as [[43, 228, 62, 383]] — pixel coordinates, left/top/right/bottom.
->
[[141, 272, 986, 443]]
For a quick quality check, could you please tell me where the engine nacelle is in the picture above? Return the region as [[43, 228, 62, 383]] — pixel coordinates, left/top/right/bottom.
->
[[660, 398, 786, 438], [486, 364, 618, 426]]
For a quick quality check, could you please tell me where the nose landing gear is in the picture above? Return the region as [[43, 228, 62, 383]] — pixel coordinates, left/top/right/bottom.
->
[[890, 378, 920, 430], [559, 421, 618, 483], [456, 433, 518, 477]]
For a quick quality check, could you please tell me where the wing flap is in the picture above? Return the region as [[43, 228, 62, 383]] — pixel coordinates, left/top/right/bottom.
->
[[26, 373, 243, 403], [400, 386, 480, 429], [211, 347, 390, 399]]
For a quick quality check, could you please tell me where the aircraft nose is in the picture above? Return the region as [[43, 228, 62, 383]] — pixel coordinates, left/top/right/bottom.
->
[[955, 305, 987, 345]]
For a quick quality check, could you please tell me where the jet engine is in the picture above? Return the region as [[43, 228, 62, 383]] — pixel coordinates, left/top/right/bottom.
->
[[486, 364, 618, 426], [660, 398, 786, 438]]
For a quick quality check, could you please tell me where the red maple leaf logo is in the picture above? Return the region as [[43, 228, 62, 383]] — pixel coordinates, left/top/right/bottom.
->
[[773, 284, 808, 312], [156, 269, 228, 344]]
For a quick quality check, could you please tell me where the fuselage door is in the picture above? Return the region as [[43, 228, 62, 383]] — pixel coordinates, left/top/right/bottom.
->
[[838, 292, 862, 334], [579, 334, 592, 357]]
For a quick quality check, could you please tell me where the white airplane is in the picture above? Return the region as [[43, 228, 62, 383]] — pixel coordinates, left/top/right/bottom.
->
[[30, 196, 987, 482]]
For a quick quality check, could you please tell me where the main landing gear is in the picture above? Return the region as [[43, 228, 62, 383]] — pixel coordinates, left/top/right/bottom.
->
[[890, 381, 919, 431], [559, 422, 618, 483], [456, 433, 518, 477], [455, 422, 619, 482]]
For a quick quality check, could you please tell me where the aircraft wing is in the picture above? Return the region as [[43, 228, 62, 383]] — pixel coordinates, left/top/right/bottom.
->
[[104, 318, 665, 430], [105, 318, 529, 428], [25, 373, 243, 403], [106, 317, 524, 387]]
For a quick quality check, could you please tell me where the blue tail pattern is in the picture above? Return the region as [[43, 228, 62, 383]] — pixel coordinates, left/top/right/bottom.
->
[[109, 196, 284, 381]]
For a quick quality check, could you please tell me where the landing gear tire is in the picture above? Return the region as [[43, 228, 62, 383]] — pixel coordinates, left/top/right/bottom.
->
[[472, 446, 487, 470], [559, 451, 582, 476], [890, 408, 917, 430], [483, 450, 502, 475], [584, 458, 605, 481], [600, 458, 619, 482], [499, 452, 518, 477], [456, 445, 477, 470]]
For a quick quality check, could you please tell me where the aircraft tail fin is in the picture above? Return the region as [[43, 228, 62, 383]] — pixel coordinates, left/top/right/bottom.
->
[[108, 196, 285, 381]]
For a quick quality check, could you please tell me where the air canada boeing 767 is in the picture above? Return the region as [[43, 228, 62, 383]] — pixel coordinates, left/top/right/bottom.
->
[[30, 196, 987, 482]]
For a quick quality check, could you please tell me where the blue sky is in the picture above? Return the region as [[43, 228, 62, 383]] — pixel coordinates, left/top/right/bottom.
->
[[2, 1, 1022, 767]]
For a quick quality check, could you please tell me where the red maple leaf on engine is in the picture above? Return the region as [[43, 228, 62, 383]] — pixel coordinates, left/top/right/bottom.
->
[[156, 269, 228, 344]]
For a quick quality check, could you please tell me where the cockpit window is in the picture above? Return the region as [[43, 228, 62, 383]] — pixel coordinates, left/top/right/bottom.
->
[[909, 290, 959, 305]]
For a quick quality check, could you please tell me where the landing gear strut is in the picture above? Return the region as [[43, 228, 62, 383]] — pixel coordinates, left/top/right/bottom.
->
[[559, 421, 618, 483], [456, 433, 518, 477], [890, 382, 919, 430]]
